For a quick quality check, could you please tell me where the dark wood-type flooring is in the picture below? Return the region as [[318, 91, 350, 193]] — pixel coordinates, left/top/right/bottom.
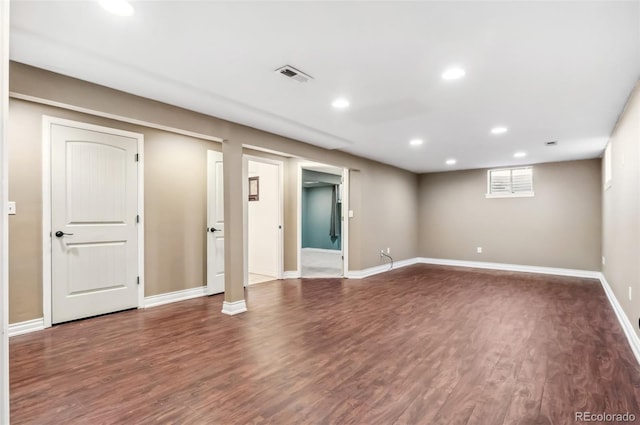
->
[[10, 264, 640, 424]]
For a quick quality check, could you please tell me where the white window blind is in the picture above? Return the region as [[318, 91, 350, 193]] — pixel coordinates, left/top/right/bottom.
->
[[487, 167, 534, 198]]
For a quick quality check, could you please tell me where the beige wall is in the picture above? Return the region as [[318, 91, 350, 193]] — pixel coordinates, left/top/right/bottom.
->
[[360, 164, 419, 265], [418, 159, 602, 270], [8, 98, 221, 323], [603, 80, 640, 338], [8, 62, 420, 322]]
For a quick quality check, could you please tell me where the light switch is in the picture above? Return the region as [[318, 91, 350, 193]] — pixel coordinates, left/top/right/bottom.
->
[[7, 202, 15, 215], [348, 210, 354, 218]]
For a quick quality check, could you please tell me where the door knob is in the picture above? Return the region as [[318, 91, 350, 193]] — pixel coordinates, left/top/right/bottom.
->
[[55, 231, 74, 238], [210, 227, 220, 232]]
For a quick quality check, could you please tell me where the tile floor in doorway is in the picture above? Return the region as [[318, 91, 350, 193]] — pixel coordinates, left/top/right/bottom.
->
[[301, 248, 343, 277]]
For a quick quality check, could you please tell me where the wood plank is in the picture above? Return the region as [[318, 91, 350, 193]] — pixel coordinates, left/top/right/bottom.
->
[[9, 265, 640, 424]]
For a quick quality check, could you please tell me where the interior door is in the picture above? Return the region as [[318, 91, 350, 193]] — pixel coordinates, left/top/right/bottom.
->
[[51, 122, 139, 324], [207, 150, 225, 294]]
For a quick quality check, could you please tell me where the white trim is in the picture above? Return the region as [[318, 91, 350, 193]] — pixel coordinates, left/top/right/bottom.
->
[[41, 118, 52, 328], [243, 154, 285, 287], [8, 318, 45, 337], [222, 300, 248, 316], [346, 258, 420, 279], [41, 116, 145, 327], [598, 273, 640, 365], [346, 257, 601, 280], [0, 1, 8, 420], [242, 155, 248, 287], [137, 136, 145, 308], [10, 92, 224, 143], [301, 247, 342, 254], [342, 168, 350, 276], [143, 286, 207, 309], [417, 257, 600, 279], [485, 192, 534, 199], [296, 164, 302, 275], [298, 162, 348, 278], [283, 271, 300, 279]]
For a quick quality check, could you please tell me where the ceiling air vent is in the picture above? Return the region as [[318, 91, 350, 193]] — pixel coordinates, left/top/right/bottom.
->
[[545, 141, 558, 146], [275, 65, 313, 83]]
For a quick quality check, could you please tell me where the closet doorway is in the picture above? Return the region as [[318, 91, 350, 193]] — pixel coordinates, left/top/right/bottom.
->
[[298, 162, 347, 278], [244, 156, 283, 286]]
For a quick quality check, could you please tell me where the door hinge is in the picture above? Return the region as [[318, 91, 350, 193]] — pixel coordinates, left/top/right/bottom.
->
[[135, 153, 140, 162], [137, 276, 140, 285], [136, 214, 140, 223]]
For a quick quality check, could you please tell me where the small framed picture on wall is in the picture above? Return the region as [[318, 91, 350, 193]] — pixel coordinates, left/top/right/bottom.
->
[[249, 176, 259, 201]]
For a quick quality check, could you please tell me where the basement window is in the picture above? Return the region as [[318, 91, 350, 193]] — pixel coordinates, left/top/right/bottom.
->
[[603, 142, 612, 190], [486, 166, 534, 198]]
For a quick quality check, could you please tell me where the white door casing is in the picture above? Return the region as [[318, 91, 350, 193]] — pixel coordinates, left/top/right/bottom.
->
[[207, 150, 225, 294], [43, 117, 144, 326], [297, 163, 348, 277], [0, 0, 9, 421]]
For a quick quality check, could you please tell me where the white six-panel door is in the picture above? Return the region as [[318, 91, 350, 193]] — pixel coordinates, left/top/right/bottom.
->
[[207, 150, 225, 294], [51, 122, 139, 324]]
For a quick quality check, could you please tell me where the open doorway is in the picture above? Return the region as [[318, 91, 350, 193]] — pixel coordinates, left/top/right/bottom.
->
[[244, 156, 283, 285], [298, 162, 345, 277]]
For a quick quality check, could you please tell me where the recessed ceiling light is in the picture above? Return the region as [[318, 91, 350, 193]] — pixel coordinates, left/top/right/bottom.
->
[[491, 127, 508, 135], [514, 152, 527, 158], [409, 139, 424, 146], [99, 0, 134, 16], [331, 98, 350, 109], [441, 67, 466, 80], [445, 159, 457, 165]]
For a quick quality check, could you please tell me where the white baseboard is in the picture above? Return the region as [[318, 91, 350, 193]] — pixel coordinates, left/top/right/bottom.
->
[[346, 257, 601, 280], [346, 257, 420, 279], [9, 318, 45, 337], [283, 271, 300, 279], [598, 273, 640, 365], [222, 300, 248, 316], [144, 286, 207, 308], [418, 257, 601, 279]]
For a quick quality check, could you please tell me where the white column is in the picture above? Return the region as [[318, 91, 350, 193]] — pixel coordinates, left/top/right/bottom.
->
[[0, 0, 11, 422]]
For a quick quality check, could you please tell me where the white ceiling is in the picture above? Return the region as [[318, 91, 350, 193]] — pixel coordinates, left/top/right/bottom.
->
[[9, 1, 640, 173]]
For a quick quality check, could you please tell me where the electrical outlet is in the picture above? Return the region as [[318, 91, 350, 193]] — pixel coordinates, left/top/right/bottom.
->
[[380, 249, 384, 257], [387, 247, 390, 254], [602, 256, 606, 265], [629, 286, 633, 301], [476, 247, 482, 254]]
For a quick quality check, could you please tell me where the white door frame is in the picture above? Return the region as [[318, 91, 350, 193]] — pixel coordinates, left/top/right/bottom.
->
[[243, 154, 284, 285], [1, 0, 10, 421], [297, 163, 349, 277], [41, 116, 145, 328]]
